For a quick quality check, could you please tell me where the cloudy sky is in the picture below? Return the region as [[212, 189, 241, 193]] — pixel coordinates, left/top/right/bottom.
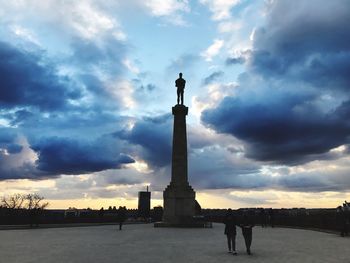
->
[[1, 0, 350, 209]]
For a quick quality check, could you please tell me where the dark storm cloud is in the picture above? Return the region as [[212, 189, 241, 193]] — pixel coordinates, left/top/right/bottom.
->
[[189, 145, 350, 191], [0, 127, 17, 144], [6, 144, 23, 154], [250, 0, 350, 90], [202, 0, 350, 164], [203, 71, 224, 85], [9, 109, 34, 126], [0, 128, 45, 180], [0, 33, 134, 179], [31, 136, 134, 175], [0, 127, 22, 154], [0, 162, 45, 181], [0, 42, 81, 111], [226, 56, 245, 65], [116, 114, 172, 167], [202, 95, 350, 164], [189, 147, 264, 189], [275, 164, 350, 192]]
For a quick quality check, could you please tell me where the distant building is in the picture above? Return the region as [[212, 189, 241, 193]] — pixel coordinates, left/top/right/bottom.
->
[[152, 206, 163, 222], [138, 186, 151, 218], [64, 208, 92, 218], [64, 208, 80, 218]]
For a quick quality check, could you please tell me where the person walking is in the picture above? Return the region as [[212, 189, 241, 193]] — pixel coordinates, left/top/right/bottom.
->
[[268, 208, 275, 227], [239, 212, 255, 255], [259, 208, 267, 227], [337, 205, 348, 237], [224, 209, 237, 255], [117, 206, 127, 230]]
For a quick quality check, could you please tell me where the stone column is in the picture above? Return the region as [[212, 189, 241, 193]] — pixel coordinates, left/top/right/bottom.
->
[[171, 105, 188, 186], [161, 104, 196, 225]]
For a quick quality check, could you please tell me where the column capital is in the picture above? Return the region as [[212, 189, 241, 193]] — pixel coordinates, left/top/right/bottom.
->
[[172, 104, 188, 115]]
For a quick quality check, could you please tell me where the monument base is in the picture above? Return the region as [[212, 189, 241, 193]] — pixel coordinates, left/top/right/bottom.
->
[[162, 183, 195, 223], [154, 183, 210, 228]]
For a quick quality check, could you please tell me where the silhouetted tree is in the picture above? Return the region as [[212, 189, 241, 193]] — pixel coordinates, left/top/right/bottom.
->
[[1, 193, 48, 227], [24, 194, 49, 227], [1, 193, 25, 209]]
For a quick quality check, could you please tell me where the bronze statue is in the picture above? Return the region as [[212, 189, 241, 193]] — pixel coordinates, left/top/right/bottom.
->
[[175, 72, 186, 105]]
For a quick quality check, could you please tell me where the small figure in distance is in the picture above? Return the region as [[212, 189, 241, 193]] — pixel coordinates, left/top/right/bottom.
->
[[239, 211, 255, 255], [224, 209, 237, 255], [175, 72, 186, 105], [337, 204, 349, 237], [259, 208, 267, 228], [268, 208, 275, 227], [117, 206, 127, 230]]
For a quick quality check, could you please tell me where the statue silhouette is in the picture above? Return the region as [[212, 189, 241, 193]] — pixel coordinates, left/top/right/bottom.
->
[[175, 72, 186, 105]]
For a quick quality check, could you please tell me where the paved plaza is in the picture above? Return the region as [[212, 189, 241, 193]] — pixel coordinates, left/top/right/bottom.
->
[[1, 223, 349, 263]]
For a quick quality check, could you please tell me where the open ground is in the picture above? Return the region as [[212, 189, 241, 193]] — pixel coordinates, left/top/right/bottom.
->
[[1, 223, 349, 263]]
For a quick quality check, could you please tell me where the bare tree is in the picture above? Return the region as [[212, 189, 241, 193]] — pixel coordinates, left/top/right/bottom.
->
[[24, 194, 49, 227], [1, 194, 25, 209], [24, 194, 49, 210], [1, 193, 49, 227]]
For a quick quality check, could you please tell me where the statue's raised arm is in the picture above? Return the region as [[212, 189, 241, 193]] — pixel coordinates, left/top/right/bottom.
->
[[175, 72, 186, 105]]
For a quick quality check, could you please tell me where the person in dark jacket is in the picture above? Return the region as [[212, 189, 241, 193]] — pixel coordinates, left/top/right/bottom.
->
[[224, 209, 237, 255], [239, 212, 255, 255], [337, 206, 348, 237], [268, 208, 275, 227], [117, 206, 127, 230], [259, 208, 267, 227]]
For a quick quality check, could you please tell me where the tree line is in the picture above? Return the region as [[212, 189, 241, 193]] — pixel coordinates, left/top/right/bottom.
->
[[1, 193, 49, 227]]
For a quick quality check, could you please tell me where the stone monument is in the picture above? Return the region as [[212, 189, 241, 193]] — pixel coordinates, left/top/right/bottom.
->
[[155, 74, 204, 227]]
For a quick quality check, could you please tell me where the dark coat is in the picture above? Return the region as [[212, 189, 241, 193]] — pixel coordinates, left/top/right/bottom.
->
[[240, 215, 255, 235], [117, 207, 127, 223], [224, 216, 237, 235]]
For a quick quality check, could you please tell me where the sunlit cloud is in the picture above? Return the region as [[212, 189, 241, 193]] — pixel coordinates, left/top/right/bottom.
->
[[201, 39, 224, 62], [142, 0, 190, 25], [200, 0, 241, 21], [123, 59, 140, 75]]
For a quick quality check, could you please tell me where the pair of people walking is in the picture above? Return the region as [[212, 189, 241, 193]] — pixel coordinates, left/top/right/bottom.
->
[[224, 209, 255, 255]]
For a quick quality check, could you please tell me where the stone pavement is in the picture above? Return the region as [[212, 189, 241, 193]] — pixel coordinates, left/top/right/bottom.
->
[[1, 223, 349, 263]]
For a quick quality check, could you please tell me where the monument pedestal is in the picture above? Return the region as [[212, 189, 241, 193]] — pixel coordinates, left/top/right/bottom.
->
[[154, 104, 206, 228], [154, 184, 204, 227]]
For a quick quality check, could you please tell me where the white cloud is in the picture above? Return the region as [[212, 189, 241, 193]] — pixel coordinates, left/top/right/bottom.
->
[[126, 159, 154, 173], [218, 21, 241, 33], [200, 0, 240, 21], [123, 59, 140, 74], [70, 2, 114, 39], [143, 0, 190, 25], [201, 39, 224, 61], [249, 27, 256, 41], [106, 79, 136, 109], [10, 25, 41, 46], [67, 2, 128, 41], [192, 81, 237, 117], [2, 0, 127, 44], [144, 0, 189, 16]]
